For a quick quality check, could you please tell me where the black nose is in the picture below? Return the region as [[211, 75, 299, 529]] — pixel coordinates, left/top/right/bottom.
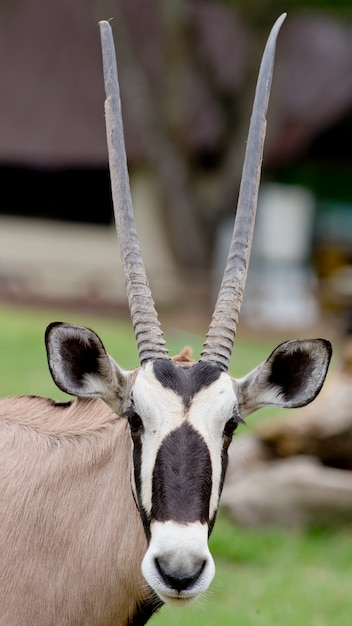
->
[[155, 558, 206, 593]]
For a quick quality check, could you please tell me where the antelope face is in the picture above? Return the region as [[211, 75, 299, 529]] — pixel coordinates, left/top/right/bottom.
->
[[129, 359, 236, 604], [46, 325, 233, 604], [46, 324, 332, 606]]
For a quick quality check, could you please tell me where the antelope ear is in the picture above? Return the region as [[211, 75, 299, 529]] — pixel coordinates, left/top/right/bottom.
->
[[235, 339, 332, 418], [45, 322, 132, 412]]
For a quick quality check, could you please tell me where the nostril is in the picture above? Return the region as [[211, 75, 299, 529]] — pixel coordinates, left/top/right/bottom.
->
[[155, 558, 206, 593]]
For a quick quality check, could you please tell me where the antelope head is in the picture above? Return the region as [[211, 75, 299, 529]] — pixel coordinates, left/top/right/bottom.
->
[[45, 16, 331, 606]]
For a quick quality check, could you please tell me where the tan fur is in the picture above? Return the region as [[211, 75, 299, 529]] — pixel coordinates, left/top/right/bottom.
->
[[171, 346, 195, 366], [0, 396, 149, 625]]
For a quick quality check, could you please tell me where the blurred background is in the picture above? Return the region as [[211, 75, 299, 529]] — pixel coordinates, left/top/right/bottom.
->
[[0, 0, 350, 336], [0, 2, 351, 625]]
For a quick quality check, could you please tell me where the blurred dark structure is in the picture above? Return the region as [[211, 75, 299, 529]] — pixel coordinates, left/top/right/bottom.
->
[[222, 336, 352, 528], [0, 0, 351, 312]]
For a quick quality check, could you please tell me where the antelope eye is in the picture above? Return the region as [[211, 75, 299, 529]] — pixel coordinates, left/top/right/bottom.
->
[[223, 417, 238, 438], [127, 411, 143, 433]]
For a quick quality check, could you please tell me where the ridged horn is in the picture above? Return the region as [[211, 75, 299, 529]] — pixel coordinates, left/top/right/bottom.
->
[[200, 13, 286, 371], [99, 20, 169, 365]]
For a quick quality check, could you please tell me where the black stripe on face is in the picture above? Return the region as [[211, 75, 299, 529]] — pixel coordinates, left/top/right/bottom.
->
[[208, 434, 232, 536], [153, 360, 222, 408], [151, 422, 212, 524], [129, 427, 152, 541]]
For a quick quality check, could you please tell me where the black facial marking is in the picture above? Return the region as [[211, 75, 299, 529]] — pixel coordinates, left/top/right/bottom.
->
[[151, 422, 212, 524], [153, 360, 222, 408], [208, 425, 234, 536], [125, 408, 144, 434], [268, 348, 315, 401], [129, 424, 151, 541]]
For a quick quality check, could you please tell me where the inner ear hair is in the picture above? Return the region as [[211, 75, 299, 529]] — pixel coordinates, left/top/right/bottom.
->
[[268, 339, 331, 403], [236, 338, 332, 417]]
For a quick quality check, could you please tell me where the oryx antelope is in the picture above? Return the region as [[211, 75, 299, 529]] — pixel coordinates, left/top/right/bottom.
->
[[0, 15, 331, 626]]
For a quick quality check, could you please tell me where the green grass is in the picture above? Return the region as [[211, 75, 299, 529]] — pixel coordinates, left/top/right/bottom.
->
[[0, 303, 348, 626], [0, 304, 138, 398], [155, 512, 352, 626], [0, 301, 280, 398]]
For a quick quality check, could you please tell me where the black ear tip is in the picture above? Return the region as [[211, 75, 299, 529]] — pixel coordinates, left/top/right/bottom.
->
[[323, 338, 333, 356], [45, 322, 65, 343], [316, 338, 333, 365]]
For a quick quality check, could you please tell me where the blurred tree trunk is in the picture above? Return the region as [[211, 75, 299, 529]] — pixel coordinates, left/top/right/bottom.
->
[[93, 0, 352, 284], [96, 0, 207, 275], [92, 0, 283, 279]]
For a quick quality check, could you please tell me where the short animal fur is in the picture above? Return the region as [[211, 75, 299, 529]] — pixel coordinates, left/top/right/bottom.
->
[[0, 16, 332, 626]]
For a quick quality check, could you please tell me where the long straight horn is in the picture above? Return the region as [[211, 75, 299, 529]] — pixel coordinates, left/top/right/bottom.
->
[[99, 20, 168, 365], [200, 14, 286, 371]]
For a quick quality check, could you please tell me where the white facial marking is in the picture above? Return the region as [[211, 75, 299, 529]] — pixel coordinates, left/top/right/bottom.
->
[[188, 373, 237, 519], [132, 364, 237, 520], [142, 521, 215, 605], [132, 363, 185, 513], [131, 363, 237, 604]]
